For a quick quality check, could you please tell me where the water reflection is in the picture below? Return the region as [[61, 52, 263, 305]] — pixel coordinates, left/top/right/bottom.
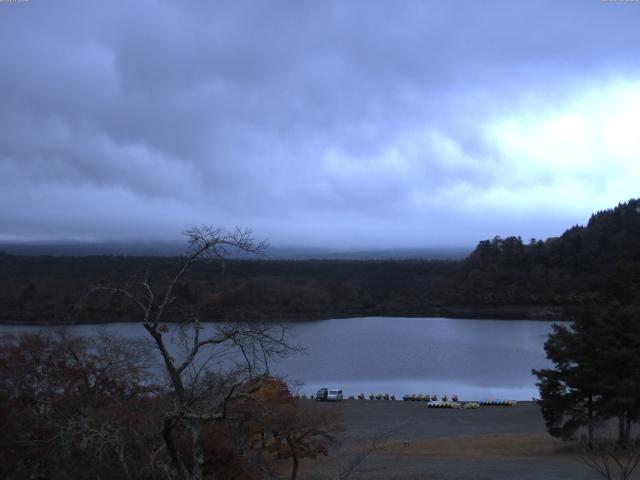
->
[[271, 317, 555, 400], [0, 317, 557, 400]]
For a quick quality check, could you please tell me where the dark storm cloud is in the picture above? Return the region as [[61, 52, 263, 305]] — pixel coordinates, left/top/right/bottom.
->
[[1, 0, 639, 247]]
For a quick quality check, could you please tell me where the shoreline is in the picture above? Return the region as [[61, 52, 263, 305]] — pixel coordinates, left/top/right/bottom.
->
[[0, 310, 569, 326]]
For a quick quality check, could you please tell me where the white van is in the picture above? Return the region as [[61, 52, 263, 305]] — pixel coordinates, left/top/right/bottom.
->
[[327, 389, 343, 402]]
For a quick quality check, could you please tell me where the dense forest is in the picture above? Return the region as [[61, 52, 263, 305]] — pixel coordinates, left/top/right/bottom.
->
[[1, 199, 639, 324]]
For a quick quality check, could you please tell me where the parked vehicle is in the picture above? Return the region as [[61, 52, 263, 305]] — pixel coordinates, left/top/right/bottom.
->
[[327, 389, 343, 402], [315, 388, 328, 401]]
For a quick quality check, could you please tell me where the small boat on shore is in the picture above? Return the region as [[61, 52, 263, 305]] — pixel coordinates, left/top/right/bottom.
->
[[479, 399, 517, 406]]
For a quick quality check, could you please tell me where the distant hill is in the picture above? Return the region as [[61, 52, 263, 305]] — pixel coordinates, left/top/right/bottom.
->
[[0, 240, 185, 257], [454, 198, 640, 311], [0, 241, 470, 261]]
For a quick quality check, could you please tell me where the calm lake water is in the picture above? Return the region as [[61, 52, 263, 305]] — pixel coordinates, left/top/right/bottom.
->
[[0, 317, 557, 400]]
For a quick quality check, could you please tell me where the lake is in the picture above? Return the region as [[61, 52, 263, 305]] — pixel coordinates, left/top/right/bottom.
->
[[0, 317, 557, 400]]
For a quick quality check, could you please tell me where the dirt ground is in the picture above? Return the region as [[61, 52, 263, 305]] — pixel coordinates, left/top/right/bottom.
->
[[296, 400, 639, 480]]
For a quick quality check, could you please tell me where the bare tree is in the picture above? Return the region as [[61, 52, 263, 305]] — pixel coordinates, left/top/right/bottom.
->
[[83, 226, 299, 480], [320, 425, 401, 480], [264, 399, 343, 480], [581, 435, 640, 480]]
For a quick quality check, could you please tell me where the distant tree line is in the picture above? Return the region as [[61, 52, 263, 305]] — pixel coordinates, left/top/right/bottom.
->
[[1, 198, 639, 324], [0, 256, 459, 323]]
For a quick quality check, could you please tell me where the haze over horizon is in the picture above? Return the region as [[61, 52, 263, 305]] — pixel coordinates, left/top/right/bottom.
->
[[1, 1, 639, 249]]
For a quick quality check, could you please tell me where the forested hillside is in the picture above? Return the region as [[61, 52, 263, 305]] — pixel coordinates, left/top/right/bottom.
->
[[1, 199, 638, 323], [454, 198, 640, 311]]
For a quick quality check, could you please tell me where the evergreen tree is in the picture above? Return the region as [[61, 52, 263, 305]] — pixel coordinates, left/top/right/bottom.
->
[[534, 317, 601, 444], [534, 305, 640, 444], [589, 306, 640, 444]]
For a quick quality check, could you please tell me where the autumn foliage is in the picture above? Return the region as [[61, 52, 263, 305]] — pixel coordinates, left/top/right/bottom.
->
[[0, 333, 342, 480]]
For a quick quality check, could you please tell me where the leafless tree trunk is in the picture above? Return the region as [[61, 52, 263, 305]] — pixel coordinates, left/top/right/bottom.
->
[[286, 435, 300, 480], [84, 226, 299, 480]]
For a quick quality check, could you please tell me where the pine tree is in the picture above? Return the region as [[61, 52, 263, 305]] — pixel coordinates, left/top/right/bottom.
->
[[534, 305, 640, 445]]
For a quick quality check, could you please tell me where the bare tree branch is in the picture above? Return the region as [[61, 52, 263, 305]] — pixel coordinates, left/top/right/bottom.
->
[[581, 435, 640, 480], [77, 225, 297, 480]]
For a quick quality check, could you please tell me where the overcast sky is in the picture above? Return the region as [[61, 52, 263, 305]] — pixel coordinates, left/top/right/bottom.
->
[[1, 0, 639, 249]]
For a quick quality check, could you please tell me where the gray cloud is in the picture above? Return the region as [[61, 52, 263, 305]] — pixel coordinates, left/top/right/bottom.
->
[[1, 0, 640, 247]]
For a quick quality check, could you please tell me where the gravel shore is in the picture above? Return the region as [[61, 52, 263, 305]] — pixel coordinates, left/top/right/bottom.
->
[[301, 400, 622, 480]]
